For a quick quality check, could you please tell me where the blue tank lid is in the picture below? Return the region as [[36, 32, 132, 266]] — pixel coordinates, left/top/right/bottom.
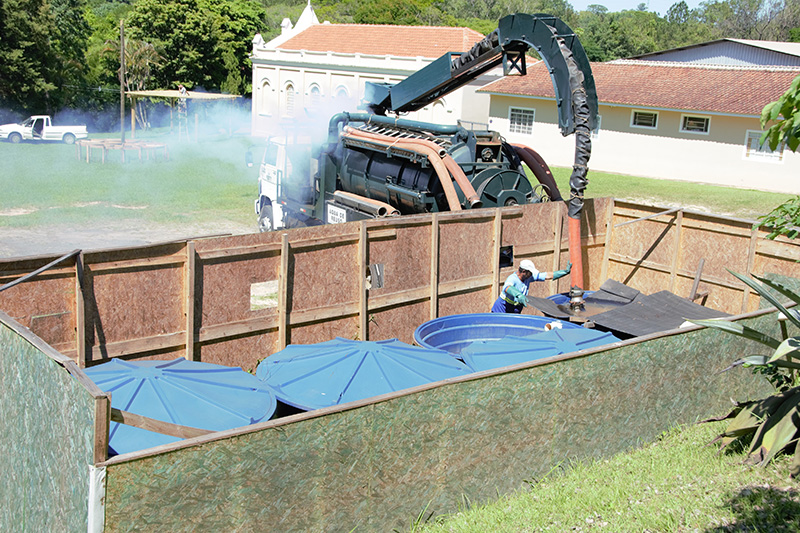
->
[[85, 358, 277, 456], [256, 337, 474, 411], [414, 313, 582, 355], [460, 328, 620, 372]]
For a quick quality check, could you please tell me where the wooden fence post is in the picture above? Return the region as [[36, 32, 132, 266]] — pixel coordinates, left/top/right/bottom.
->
[[358, 221, 368, 340], [491, 209, 502, 303], [184, 241, 196, 360], [742, 227, 759, 313], [550, 206, 564, 295], [93, 394, 110, 464], [430, 214, 440, 320], [668, 210, 684, 292], [600, 199, 615, 284], [278, 234, 289, 350], [75, 252, 86, 368]]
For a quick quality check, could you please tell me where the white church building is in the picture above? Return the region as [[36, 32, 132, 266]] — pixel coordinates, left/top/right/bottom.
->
[[249, 3, 495, 138]]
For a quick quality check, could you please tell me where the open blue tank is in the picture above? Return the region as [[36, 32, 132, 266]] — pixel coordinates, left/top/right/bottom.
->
[[414, 313, 581, 355]]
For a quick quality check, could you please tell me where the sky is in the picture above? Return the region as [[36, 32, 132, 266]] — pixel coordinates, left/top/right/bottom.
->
[[569, 0, 704, 16]]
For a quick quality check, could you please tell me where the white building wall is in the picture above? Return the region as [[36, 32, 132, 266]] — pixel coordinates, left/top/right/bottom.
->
[[251, 46, 505, 138], [488, 95, 799, 194]]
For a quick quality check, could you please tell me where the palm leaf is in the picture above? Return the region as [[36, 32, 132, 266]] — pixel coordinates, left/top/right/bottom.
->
[[747, 387, 800, 456], [768, 338, 800, 364], [758, 404, 800, 466], [730, 270, 800, 330], [689, 318, 781, 350], [736, 354, 800, 370], [792, 442, 800, 478], [752, 274, 800, 323]]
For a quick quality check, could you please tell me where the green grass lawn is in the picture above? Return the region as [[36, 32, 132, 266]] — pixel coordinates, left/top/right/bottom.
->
[[0, 135, 793, 233], [0, 131, 259, 228], [416, 421, 799, 532], [549, 167, 793, 221]]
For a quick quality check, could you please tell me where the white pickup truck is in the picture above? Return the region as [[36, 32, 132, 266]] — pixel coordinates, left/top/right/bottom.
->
[[0, 115, 88, 144]]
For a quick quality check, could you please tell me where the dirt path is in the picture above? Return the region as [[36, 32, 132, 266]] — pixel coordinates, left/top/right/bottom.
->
[[0, 220, 256, 259]]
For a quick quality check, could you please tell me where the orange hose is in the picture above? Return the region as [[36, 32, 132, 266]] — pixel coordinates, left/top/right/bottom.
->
[[568, 216, 583, 290], [344, 127, 477, 209], [441, 154, 482, 207]]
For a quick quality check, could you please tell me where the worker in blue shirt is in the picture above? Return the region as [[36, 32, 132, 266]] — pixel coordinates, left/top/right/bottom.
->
[[491, 259, 571, 313]]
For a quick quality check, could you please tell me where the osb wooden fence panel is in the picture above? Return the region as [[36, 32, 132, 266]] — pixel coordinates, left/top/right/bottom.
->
[[605, 201, 800, 315], [100, 312, 778, 532], [0, 257, 77, 354], [1, 198, 797, 374], [0, 315, 105, 532]]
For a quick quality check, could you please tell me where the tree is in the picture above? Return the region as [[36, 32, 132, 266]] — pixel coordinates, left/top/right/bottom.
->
[[667, 0, 691, 23], [761, 74, 800, 153], [103, 36, 163, 128], [127, 0, 264, 94], [50, 0, 91, 109], [0, 0, 59, 114], [698, 0, 799, 41], [758, 74, 800, 241]]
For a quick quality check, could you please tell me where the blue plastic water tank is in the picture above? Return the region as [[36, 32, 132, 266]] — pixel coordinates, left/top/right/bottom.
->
[[256, 337, 473, 411], [86, 358, 277, 456], [414, 313, 581, 355]]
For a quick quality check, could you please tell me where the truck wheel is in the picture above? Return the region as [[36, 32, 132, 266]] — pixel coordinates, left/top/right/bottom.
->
[[8, 132, 22, 144], [62, 133, 76, 145], [258, 204, 274, 232]]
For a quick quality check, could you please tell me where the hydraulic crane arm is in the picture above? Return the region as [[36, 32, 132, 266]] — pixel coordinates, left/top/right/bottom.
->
[[364, 13, 598, 136]]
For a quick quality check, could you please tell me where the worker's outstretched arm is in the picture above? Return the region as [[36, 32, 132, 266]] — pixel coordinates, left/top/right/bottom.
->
[[552, 262, 572, 280]]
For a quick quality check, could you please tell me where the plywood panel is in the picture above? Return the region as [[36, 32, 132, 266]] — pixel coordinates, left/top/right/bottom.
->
[[0, 276, 76, 347], [290, 241, 360, 312], [679, 227, 749, 284], [367, 223, 430, 294], [438, 217, 494, 284], [200, 332, 279, 373], [86, 265, 183, 357], [198, 254, 281, 326], [1, 319, 96, 532], [438, 288, 493, 316], [289, 316, 359, 345], [369, 301, 429, 344]]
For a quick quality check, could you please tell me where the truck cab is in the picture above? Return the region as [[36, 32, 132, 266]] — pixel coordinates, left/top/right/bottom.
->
[[255, 136, 318, 231]]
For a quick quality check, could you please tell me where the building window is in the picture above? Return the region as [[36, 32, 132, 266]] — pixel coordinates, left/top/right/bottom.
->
[[259, 80, 272, 116], [631, 110, 658, 129], [284, 83, 295, 117], [509, 107, 535, 134], [308, 85, 322, 109], [680, 115, 710, 134], [335, 86, 349, 100], [744, 130, 784, 163]]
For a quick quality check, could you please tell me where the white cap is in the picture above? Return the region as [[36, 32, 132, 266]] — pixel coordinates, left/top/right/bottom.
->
[[519, 259, 537, 273]]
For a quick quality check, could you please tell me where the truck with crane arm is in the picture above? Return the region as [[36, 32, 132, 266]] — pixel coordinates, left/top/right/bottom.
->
[[255, 13, 598, 236]]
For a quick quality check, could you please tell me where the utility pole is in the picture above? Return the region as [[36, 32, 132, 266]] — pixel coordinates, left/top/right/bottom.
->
[[120, 20, 126, 144]]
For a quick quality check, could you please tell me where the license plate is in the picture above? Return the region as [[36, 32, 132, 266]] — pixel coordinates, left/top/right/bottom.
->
[[326, 204, 347, 224]]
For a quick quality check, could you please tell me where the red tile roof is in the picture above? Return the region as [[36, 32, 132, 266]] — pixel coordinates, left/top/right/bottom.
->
[[480, 60, 800, 115], [278, 24, 485, 59]]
